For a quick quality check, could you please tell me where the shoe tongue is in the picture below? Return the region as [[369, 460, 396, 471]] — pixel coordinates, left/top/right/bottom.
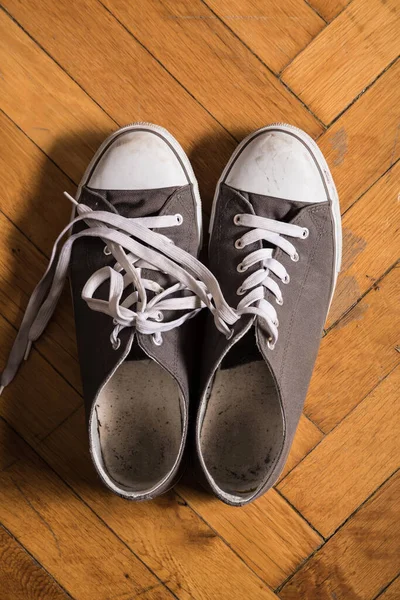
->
[[239, 192, 307, 255], [83, 186, 179, 218], [80, 185, 193, 365], [244, 192, 305, 223]]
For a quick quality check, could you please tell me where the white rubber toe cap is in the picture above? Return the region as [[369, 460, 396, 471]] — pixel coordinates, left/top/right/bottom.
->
[[88, 129, 189, 190], [225, 130, 328, 203]]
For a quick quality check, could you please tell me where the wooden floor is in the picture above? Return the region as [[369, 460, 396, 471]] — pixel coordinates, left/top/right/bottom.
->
[[0, 0, 399, 598]]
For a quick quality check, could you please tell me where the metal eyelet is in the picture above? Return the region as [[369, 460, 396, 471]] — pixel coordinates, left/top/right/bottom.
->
[[283, 274, 290, 284], [155, 311, 164, 322], [233, 215, 241, 225], [112, 338, 121, 351], [273, 319, 279, 327], [236, 286, 246, 296], [152, 333, 163, 346], [291, 252, 299, 262], [103, 245, 112, 256], [302, 228, 309, 239], [175, 214, 183, 225], [235, 239, 244, 249], [237, 262, 247, 273], [267, 339, 275, 351]]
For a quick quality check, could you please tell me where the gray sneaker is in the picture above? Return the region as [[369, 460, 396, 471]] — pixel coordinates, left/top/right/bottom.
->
[[196, 124, 342, 506], [1, 123, 233, 500]]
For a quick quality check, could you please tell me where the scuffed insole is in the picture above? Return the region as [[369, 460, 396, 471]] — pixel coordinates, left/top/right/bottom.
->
[[201, 361, 283, 496], [95, 360, 182, 491]]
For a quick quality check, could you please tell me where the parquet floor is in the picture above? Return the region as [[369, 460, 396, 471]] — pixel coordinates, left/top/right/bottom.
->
[[0, 1, 399, 599]]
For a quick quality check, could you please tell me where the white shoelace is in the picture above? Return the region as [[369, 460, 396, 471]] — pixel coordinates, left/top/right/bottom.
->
[[232, 213, 309, 349], [0, 193, 238, 394]]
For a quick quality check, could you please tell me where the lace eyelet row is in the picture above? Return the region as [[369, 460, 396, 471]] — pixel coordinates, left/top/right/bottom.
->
[[231, 214, 310, 351]]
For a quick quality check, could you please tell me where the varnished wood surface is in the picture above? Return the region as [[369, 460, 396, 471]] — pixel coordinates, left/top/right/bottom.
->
[[0, 1, 399, 598]]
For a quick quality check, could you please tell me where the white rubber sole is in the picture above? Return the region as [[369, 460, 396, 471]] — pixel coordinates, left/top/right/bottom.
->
[[75, 122, 203, 249], [209, 123, 342, 304]]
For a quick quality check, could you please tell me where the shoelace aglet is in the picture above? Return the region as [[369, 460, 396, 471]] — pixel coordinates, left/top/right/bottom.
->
[[63, 191, 79, 206], [24, 340, 32, 361], [0, 385, 4, 397]]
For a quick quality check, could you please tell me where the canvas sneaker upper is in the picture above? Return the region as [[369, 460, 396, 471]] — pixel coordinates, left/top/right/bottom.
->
[[1, 123, 236, 500], [196, 124, 342, 506]]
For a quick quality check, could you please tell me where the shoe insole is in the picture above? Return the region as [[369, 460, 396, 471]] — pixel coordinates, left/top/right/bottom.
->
[[95, 360, 182, 492], [201, 360, 283, 497]]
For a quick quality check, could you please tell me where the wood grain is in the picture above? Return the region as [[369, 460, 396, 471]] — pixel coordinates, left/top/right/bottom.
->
[[0, 112, 80, 386], [0, 417, 29, 472], [38, 408, 278, 600], [327, 160, 400, 327], [279, 414, 323, 480], [97, 0, 322, 137], [306, 265, 400, 432], [137, 586, 178, 600], [204, 0, 325, 73], [0, 420, 161, 600], [318, 58, 400, 213], [0, 312, 80, 444], [0, 111, 73, 256], [0, 9, 115, 185], [279, 366, 400, 536], [0, 3, 236, 209], [280, 471, 400, 600], [179, 483, 322, 588], [0, 0, 238, 211], [0, 1, 399, 596], [282, 0, 400, 123], [376, 577, 400, 600], [0, 206, 80, 391], [307, 0, 350, 21], [0, 526, 70, 600]]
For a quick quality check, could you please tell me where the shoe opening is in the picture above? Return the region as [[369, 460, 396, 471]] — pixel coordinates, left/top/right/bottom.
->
[[199, 330, 284, 503], [90, 359, 184, 499]]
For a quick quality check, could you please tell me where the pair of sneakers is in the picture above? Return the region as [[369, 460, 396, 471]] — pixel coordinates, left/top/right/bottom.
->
[[1, 123, 341, 506]]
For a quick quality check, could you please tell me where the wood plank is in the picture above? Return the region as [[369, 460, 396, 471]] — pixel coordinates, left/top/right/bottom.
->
[[279, 471, 400, 600], [0, 111, 73, 256], [179, 483, 322, 588], [0, 112, 80, 388], [307, 0, 350, 22], [0, 526, 71, 600], [0, 0, 239, 212], [279, 414, 323, 480], [282, 0, 400, 123], [79, 0, 321, 136], [39, 407, 278, 600], [0, 208, 80, 391], [174, 415, 323, 589], [376, 577, 400, 600], [318, 59, 400, 213], [204, 0, 325, 73], [327, 160, 400, 327], [0, 5, 235, 209], [306, 265, 400, 432], [0, 421, 161, 600], [0, 8, 115, 185], [0, 418, 28, 472], [279, 366, 400, 536], [0, 312, 80, 443], [135, 586, 177, 600]]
